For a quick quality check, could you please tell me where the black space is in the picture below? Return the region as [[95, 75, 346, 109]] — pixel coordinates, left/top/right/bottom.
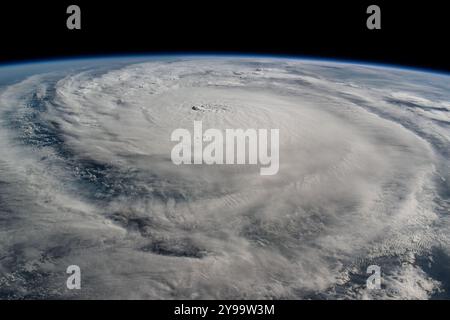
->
[[0, 1, 449, 73]]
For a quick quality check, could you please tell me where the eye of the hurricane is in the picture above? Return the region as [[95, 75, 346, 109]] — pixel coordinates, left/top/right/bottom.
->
[[191, 103, 230, 113], [0, 56, 449, 300]]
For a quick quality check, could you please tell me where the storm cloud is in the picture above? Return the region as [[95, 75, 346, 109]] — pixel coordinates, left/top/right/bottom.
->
[[0, 57, 449, 299]]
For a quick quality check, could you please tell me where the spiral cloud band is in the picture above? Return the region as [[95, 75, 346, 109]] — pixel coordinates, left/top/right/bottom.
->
[[0, 57, 449, 299]]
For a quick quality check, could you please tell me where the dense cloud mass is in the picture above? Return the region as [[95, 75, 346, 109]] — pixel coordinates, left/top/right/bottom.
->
[[0, 57, 449, 299]]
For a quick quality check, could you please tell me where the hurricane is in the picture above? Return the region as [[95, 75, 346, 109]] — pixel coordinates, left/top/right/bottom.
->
[[0, 56, 449, 299]]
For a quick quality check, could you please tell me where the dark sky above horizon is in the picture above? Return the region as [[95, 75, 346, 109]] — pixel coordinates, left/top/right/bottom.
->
[[0, 1, 448, 73]]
